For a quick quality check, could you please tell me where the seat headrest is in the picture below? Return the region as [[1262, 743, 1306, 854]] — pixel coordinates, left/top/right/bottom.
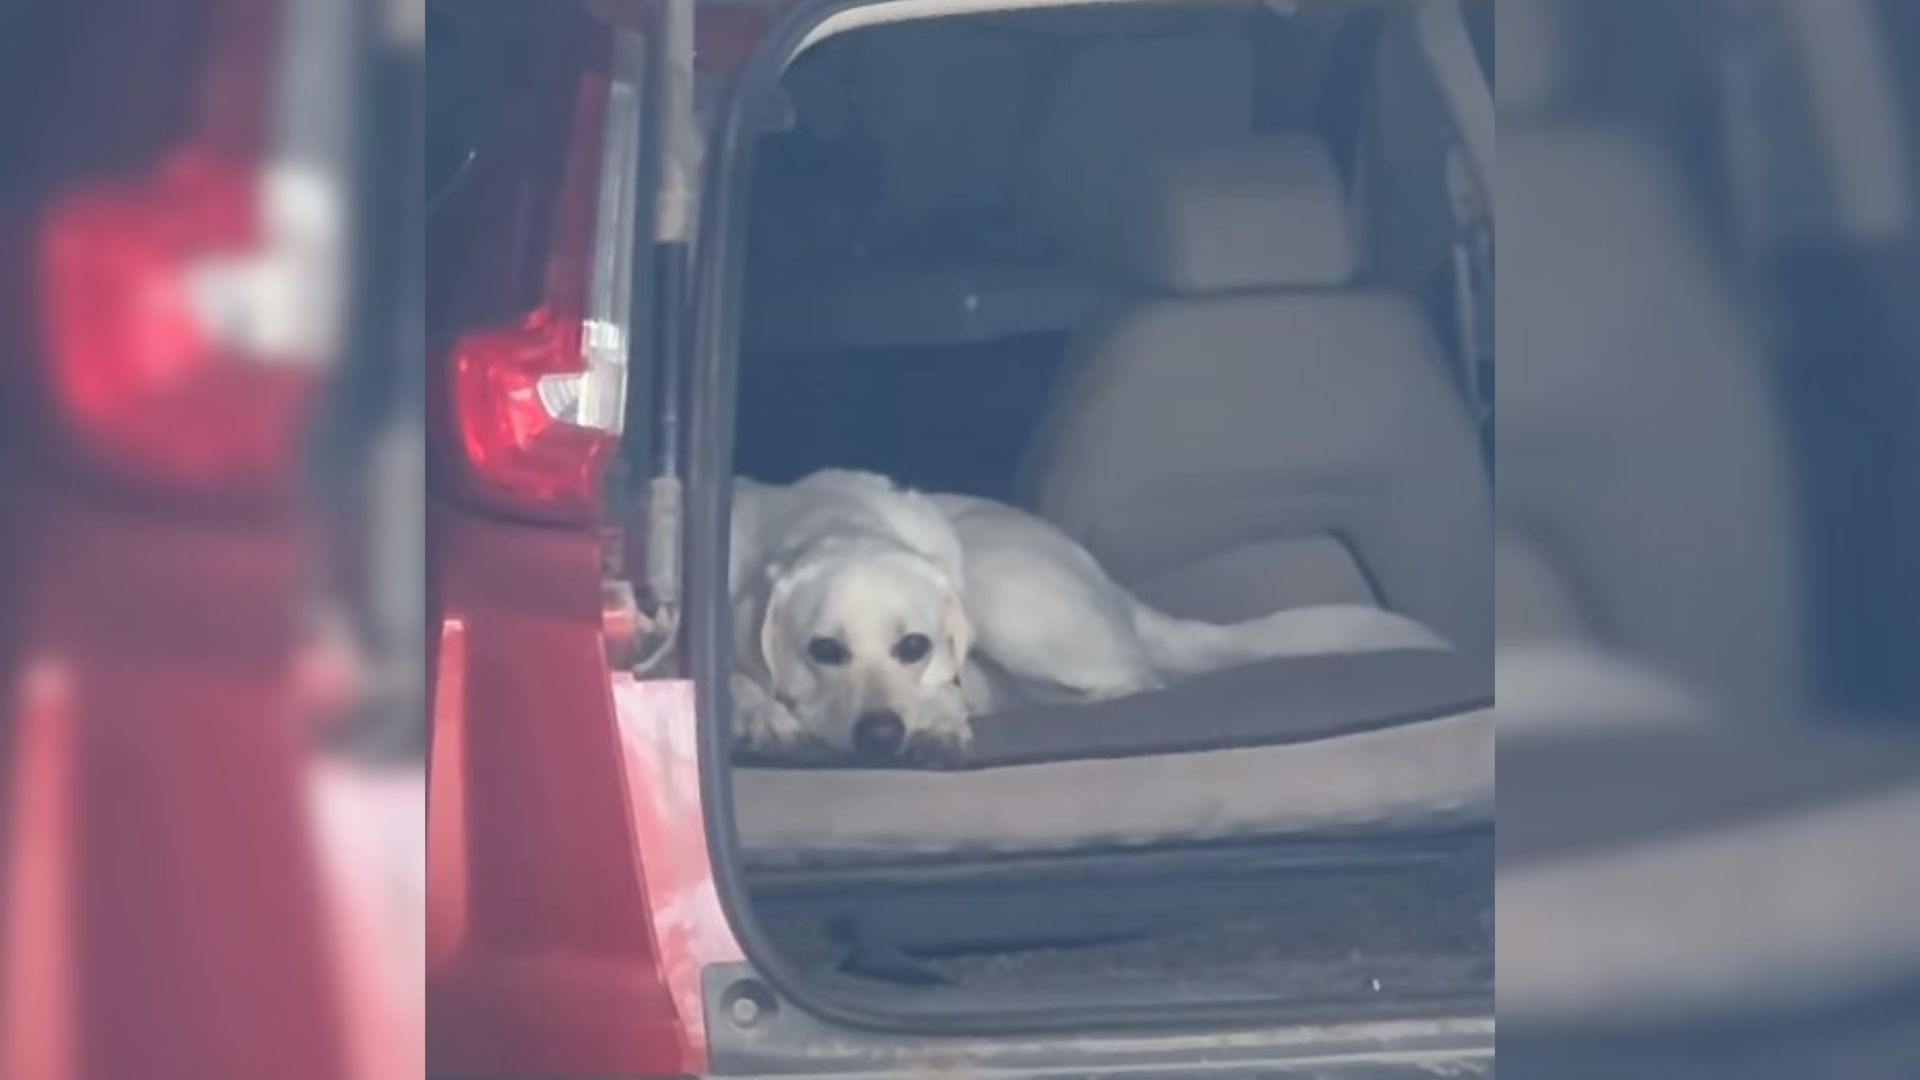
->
[[1054, 135, 1357, 293]]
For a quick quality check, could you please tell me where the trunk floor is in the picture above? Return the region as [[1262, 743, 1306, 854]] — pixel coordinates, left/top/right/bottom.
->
[[760, 845, 1493, 1011]]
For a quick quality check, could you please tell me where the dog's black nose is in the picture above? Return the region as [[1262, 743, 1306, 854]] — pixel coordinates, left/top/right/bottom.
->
[[852, 710, 906, 756]]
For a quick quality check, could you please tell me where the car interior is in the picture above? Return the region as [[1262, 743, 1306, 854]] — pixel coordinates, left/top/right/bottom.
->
[[717, 0, 1496, 1019], [416, 0, 1920, 1063]]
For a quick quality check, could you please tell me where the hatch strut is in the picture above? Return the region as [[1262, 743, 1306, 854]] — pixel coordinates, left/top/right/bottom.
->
[[632, 0, 699, 675]]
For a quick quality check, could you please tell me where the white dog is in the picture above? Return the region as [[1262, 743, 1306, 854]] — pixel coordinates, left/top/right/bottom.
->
[[729, 470, 1446, 761], [728, 471, 975, 760]]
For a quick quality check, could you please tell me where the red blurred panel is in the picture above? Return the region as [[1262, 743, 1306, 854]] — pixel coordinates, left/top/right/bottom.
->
[[3, 660, 78, 1080], [0, 466, 346, 1080]]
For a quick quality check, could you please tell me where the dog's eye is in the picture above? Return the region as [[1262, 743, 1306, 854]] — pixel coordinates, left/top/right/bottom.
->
[[806, 637, 849, 666], [892, 633, 932, 664]]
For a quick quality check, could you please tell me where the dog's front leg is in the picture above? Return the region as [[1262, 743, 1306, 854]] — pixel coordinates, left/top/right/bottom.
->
[[905, 683, 975, 766], [729, 672, 813, 755]]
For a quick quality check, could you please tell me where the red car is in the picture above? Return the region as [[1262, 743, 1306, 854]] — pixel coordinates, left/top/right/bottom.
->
[[10, 0, 1920, 1076], [425, 1, 1494, 1077]]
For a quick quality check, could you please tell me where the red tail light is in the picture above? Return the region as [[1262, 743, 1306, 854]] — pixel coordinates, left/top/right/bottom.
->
[[449, 311, 620, 520], [440, 60, 631, 526], [37, 148, 324, 499]]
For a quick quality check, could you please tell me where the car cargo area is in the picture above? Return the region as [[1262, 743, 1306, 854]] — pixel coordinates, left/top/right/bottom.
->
[[708, 0, 1495, 1025], [754, 833, 1493, 1014]]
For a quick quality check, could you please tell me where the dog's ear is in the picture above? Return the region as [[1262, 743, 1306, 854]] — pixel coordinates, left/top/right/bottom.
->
[[753, 559, 817, 700], [927, 580, 974, 687], [752, 553, 837, 699]]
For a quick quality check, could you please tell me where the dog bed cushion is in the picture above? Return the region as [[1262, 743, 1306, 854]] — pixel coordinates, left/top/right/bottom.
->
[[733, 648, 1492, 863]]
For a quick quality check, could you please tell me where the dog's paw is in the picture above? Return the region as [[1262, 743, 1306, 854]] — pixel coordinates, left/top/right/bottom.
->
[[730, 677, 815, 757], [734, 704, 810, 754], [904, 724, 973, 767]]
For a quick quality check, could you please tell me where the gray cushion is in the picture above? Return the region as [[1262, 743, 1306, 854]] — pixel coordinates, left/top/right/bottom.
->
[[1051, 136, 1359, 292], [734, 647, 1488, 772], [1023, 27, 1257, 262], [1023, 134, 1491, 661], [733, 648, 1492, 859], [1025, 288, 1493, 660], [1133, 535, 1379, 622], [1499, 126, 1803, 710], [736, 708, 1491, 861]]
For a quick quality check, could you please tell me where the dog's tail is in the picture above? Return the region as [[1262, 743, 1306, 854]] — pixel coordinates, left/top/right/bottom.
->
[[1130, 600, 1449, 679]]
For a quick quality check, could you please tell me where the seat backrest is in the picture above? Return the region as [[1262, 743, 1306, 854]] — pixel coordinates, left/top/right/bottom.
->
[[1498, 124, 1805, 711], [1486, 0, 1804, 714], [1020, 26, 1257, 257], [1022, 135, 1492, 658]]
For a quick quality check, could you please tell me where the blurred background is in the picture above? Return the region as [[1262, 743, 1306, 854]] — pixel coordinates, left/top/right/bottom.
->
[[0, 0, 424, 1078], [1495, 0, 1920, 1075], [1, 0, 1918, 1077]]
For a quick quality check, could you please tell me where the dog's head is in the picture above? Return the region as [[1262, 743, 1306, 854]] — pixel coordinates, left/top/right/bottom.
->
[[750, 544, 972, 758]]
